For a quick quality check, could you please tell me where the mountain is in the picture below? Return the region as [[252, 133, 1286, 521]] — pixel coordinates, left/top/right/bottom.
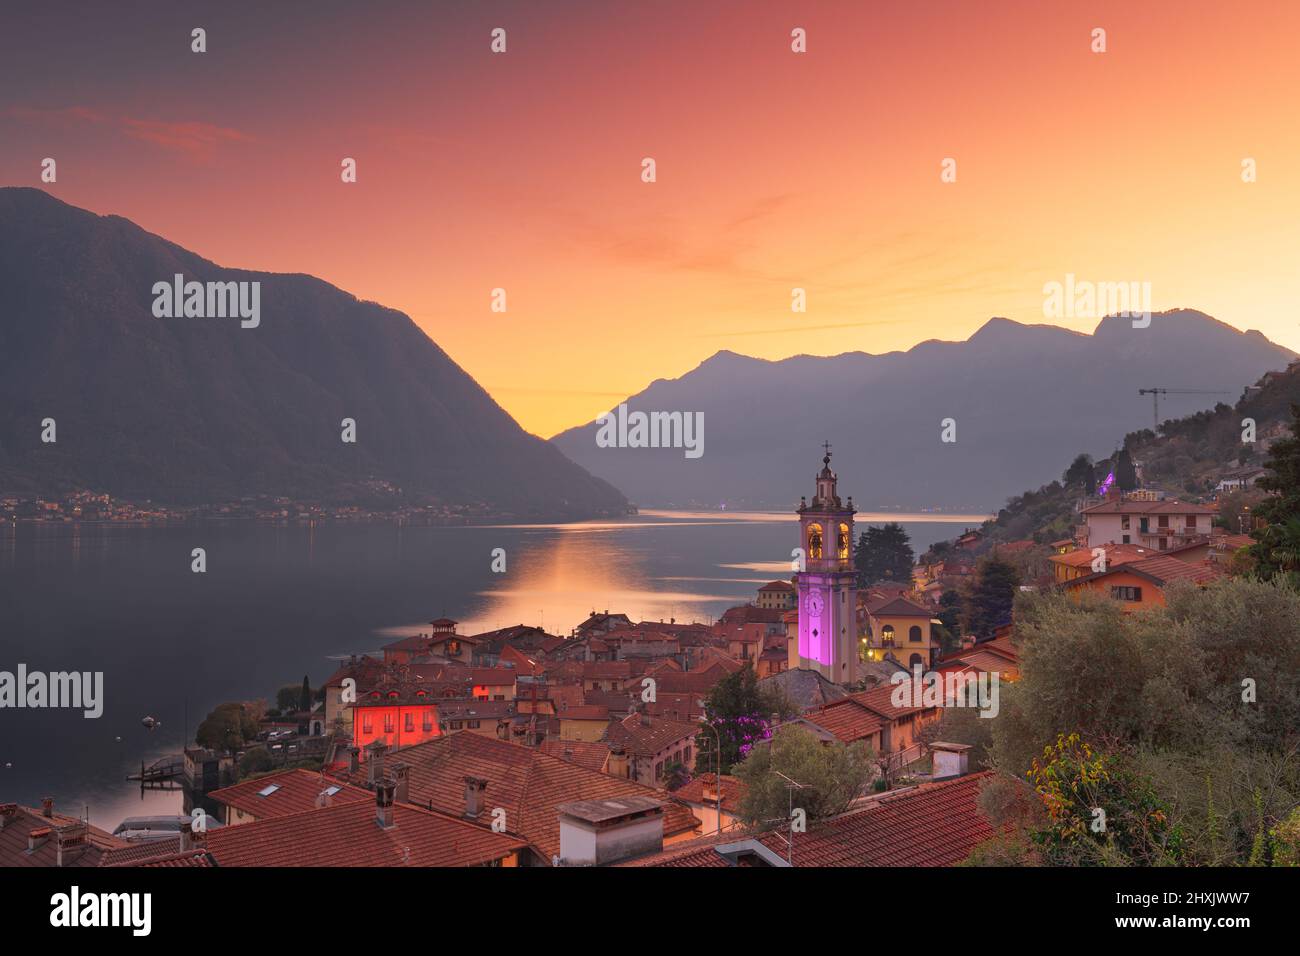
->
[[551, 312, 1295, 512], [0, 188, 627, 518]]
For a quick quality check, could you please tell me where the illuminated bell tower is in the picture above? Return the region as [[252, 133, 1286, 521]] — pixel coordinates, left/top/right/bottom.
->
[[795, 443, 859, 685]]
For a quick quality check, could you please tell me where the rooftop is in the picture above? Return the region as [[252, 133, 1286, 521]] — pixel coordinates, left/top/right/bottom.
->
[[209, 768, 371, 819]]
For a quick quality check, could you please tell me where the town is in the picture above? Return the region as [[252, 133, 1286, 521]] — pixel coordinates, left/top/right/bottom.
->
[[5, 408, 1296, 870]]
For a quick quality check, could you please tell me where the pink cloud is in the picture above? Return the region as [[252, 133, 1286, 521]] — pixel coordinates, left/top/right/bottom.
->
[[7, 106, 253, 160]]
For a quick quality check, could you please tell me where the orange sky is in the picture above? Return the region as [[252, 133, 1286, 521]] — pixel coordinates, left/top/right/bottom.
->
[[3, 0, 1299, 437]]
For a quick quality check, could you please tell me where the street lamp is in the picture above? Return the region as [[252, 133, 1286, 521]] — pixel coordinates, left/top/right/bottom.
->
[[699, 702, 723, 835]]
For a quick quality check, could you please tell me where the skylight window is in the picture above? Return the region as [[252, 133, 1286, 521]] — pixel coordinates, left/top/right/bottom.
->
[[323, 786, 341, 797], [257, 784, 280, 797]]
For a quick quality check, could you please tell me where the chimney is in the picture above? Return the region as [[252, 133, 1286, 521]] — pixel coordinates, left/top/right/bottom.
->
[[607, 744, 629, 779], [640, 711, 652, 728], [366, 740, 388, 787], [28, 827, 51, 852], [929, 741, 972, 779], [347, 746, 360, 774], [0, 803, 17, 831], [700, 774, 719, 803], [375, 776, 396, 830], [179, 818, 193, 852], [393, 762, 410, 803], [557, 797, 663, 866], [41, 796, 54, 818], [463, 776, 488, 820], [54, 822, 89, 867], [315, 787, 334, 809]]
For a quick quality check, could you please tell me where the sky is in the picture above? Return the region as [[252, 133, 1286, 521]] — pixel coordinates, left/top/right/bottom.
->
[[2, 0, 1298, 438]]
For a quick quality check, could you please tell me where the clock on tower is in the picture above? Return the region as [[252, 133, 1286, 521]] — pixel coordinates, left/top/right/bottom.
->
[[793, 444, 859, 684]]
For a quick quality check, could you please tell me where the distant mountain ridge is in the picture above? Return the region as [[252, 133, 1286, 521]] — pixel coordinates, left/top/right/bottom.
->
[[0, 187, 628, 517], [551, 310, 1295, 512]]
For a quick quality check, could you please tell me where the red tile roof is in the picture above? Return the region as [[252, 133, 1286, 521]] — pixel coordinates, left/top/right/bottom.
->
[[629, 772, 997, 867], [605, 712, 699, 757], [0, 805, 124, 868], [850, 683, 926, 720], [797, 699, 884, 743], [866, 595, 933, 618], [355, 733, 699, 860], [673, 774, 748, 813], [0, 804, 206, 868], [1064, 554, 1225, 589], [558, 704, 612, 720], [1081, 498, 1217, 515], [538, 739, 612, 772], [209, 769, 372, 819], [204, 800, 525, 867]]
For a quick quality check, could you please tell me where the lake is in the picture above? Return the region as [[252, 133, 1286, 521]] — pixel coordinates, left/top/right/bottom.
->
[[0, 509, 983, 828]]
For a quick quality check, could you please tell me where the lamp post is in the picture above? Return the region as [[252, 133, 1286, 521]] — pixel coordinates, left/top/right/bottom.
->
[[700, 704, 723, 834]]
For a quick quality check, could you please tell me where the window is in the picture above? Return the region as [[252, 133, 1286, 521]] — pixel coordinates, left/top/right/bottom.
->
[[383, 715, 394, 733], [881, 625, 896, 647], [468, 720, 481, 729], [1121, 534, 1130, 544], [908, 625, 922, 643], [1158, 515, 1169, 528], [422, 712, 433, 732], [1187, 515, 1197, 529], [655, 761, 664, 780], [1121, 515, 1130, 530], [837, 523, 850, 561], [909, 654, 923, 669], [362, 714, 373, 734], [404, 713, 414, 733], [807, 523, 823, 560], [447, 640, 461, 656], [1110, 585, 1143, 602], [257, 784, 280, 797]]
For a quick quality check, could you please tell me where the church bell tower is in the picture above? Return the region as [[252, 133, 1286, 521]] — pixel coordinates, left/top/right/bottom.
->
[[794, 443, 859, 684]]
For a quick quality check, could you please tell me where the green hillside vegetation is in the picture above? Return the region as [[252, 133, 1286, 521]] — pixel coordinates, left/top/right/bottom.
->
[[964, 362, 1300, 550]]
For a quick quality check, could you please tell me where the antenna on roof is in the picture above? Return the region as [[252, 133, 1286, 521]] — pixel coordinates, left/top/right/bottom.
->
[[768, 770, 808, 866]]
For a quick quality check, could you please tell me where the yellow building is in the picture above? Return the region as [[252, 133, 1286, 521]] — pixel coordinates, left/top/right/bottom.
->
[[860, 595, 938, 671], [558, 706, 612, 742]]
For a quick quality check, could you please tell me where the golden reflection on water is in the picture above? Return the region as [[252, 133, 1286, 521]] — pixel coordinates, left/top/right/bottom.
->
[[383, 509, 989, 638]]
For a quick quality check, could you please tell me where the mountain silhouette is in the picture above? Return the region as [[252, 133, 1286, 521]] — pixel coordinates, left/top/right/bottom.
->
[[551, 311, 1294, 511], [0, 188, 627, 518]]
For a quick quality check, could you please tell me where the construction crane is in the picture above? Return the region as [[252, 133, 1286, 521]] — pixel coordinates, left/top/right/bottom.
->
[[1138, 387, 1229, 433]]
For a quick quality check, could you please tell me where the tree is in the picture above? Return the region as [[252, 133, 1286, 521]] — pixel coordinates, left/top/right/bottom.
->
[[937, 589, 963, 635], [1063, 454, 1096, 495], [661, 760, 690, 791], [854, 523, 915, 587], [195, 702, 257, 751], [299, 675, 312, 713], [733, 725, 873, 826], [276, 684, 301, 712], [239, 747, 274, 776], [960, 556, 1019, 640], [989, 580, 1300, 865], [697, 664, 796, 775], [1114, 447, 1138, 491], [1250, 403, 1300, 580], [1025, 734, 1184, 866]]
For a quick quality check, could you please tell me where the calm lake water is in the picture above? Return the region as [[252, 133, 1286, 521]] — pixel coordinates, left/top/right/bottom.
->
[[0, 509, 981, 829]]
